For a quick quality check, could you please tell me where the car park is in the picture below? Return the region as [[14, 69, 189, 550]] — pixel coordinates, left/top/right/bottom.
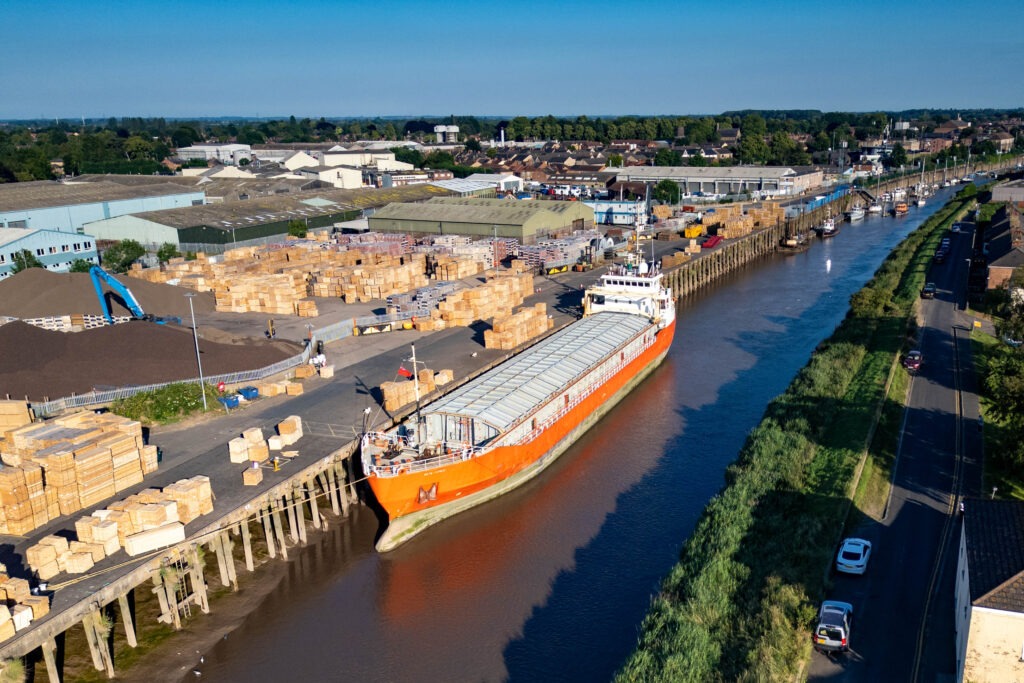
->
[[903, 350, 923, 372], [921, 282, 936, 299], [813, 601, 854, 654], [835, 538, 873, 575]]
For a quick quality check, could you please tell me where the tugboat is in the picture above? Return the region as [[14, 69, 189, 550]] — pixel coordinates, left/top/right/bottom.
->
[[816, 213, 838, 239]]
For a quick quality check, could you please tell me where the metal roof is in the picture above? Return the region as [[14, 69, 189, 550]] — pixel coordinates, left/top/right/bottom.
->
[[0, 180, 201, 212], [608, 166, 800, 181], [425, 312, 649, 431]]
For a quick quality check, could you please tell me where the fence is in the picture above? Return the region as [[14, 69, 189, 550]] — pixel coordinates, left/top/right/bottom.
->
[[28, 311, 419, 418]]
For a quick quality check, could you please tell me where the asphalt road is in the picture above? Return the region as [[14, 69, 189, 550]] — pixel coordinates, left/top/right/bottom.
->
[[809, 221, 980, 682]]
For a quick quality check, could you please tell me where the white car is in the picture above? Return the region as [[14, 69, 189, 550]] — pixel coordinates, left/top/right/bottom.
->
[[836, 538, 872, 575]]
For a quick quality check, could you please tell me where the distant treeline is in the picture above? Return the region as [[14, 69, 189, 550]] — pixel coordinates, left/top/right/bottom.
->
[[1, 109, 1021, 182]]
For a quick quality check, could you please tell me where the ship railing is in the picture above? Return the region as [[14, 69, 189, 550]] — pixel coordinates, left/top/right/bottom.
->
[[513, 334, 650, 445], [362, 431, 484, 477]]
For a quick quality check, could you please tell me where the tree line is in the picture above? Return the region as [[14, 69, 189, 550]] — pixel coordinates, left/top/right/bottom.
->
[[1, 110, 1021, 182]]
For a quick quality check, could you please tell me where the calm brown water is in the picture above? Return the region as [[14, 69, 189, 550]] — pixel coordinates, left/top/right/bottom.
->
[[192, 195, 957, 682]]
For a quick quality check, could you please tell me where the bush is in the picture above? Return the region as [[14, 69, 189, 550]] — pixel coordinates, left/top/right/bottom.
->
[[112, 382, 220, 424]]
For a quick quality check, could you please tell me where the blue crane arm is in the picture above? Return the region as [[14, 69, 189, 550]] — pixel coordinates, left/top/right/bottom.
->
[[88, 265, 146, 320]]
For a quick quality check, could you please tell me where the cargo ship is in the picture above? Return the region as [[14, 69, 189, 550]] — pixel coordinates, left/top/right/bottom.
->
[[361, 258, 676, 551]]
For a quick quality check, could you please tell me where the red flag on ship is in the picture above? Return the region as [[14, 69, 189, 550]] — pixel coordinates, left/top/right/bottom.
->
[[398, 366, 413, 378]]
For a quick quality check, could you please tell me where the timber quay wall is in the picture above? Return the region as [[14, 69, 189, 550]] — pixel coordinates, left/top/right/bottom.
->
[[0, 442, 360, 680]]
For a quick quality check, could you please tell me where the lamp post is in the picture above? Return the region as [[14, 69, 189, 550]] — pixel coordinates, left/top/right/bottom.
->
[[184, 293, 207, 411]]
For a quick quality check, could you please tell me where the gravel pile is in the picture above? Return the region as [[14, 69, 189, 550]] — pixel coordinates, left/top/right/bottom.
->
[[0, 320, 300, 401], [0, 269, 215, 319]]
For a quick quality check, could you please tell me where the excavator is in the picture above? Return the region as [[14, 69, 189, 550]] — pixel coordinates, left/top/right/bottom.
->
[[89, 265, 182, 325]]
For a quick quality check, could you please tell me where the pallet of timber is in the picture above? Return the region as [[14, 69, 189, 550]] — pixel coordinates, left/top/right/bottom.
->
[[243, 465, 263, 486], [124, 522, 186, 557]]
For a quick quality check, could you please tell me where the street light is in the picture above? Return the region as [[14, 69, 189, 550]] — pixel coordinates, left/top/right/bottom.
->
[[184, 293, 207, 411]]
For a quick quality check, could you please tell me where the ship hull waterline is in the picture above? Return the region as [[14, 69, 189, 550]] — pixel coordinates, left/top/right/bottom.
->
[[371, 318, 676, 552]]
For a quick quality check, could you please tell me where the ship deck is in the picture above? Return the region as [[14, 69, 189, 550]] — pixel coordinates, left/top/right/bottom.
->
[[425, 312, 650, 432]]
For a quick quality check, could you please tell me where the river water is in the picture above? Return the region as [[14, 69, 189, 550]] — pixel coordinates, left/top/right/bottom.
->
[[193, 192, 958, 682]]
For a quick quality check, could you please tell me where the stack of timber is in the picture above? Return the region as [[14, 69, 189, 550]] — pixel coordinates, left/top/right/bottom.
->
[[213, 272, 311, 315], [0, 401, 31, 434], [416, 272, 534, 332], [381, 369, 453, 412], [228, 427, 270, 464], [0, 411, 158, 535], [0, 571, 44, 640], [432, 255, 485, 281], [268, 415, 303, 450], [661, 250, 692, 269], [484, 303, 553, 350]]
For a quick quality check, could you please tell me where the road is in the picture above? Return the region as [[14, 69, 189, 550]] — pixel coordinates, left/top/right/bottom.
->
[[810, 219, 982, 682]]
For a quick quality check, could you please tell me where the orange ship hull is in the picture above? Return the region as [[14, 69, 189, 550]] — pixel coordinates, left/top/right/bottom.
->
[[368, 317, 675, 549]]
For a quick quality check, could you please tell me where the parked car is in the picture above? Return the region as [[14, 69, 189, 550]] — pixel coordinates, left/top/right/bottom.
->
[[813, 601, 854, 654], [835, 538, 873, 575], [903, 350, 923, 372], [921, 282, 936, 299]]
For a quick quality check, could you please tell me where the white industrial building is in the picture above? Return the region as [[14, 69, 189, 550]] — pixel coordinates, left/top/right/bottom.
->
[[583, 199, 647, 226], [434, 125, 459, 143], [464, 173, 524, 193], [175, 144, 252, 165], [608, 166, 823, 198], [0, 228, 99, 279], [294, 165, 364, 189]]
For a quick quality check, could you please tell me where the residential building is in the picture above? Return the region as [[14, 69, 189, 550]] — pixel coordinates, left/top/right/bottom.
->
[[0, 228, 98, 279], [955, 499, 1024, 682]]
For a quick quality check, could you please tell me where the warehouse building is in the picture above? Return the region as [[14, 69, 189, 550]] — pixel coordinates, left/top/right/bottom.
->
[[993, 180, 1024, 204], [0, 228, 98, 280], [175, 143, 252, 165], [367, 197, 594, 242], [0, 180, 205, 234], [82, 184, 455, 252], [607, 166, 823, 198]]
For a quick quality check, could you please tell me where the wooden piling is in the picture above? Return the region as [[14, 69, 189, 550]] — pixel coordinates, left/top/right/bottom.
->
[[240, 520, 255, 572], [116, 593, 137, 648]]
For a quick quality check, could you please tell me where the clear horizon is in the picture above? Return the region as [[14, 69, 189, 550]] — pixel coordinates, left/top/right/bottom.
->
[[3, 0, 1023, 120]]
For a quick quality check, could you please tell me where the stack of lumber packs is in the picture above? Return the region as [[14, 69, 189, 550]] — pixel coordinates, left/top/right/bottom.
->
[[484, 303, 554, 350], [744, 201, 785, 227], [433, 255, 485, 280], [213, 272, 310, 315], [0, 412, 159, 534], [24, 533, 102, 579], [252, 380, 294, 397], [332, 255, 429, 303], [269, 416, 303, 450], [228, 427, 270, 464], [381, 369, 453, 412], [417, 273, 534, 332], [661, 251, 691, 269], [0, 401, 31, 436], [0, 572, 44, 639]]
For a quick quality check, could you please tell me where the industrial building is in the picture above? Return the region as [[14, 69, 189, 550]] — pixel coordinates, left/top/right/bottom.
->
[[464, 173, 524, 193], [583, 199, 647, 226], [0, 228, 99, 280], [367, 197, 593, 242], [0, 181, 205, 234], [82, 184, 455, 252], [607, 166, 823, 198], [175, 144, 252, 165]]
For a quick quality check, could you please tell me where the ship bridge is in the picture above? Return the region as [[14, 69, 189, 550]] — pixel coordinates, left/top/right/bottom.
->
[[414, 312, 649, 447]]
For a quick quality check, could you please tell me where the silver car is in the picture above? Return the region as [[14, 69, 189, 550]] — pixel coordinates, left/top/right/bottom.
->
[[813, 600, 854, 654]]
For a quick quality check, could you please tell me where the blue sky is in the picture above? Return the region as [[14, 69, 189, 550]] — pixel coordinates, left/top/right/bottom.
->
[[3, 0, 1022, 119]]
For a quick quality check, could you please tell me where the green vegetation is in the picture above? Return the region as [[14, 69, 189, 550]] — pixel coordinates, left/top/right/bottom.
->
[[156, 242, 181, 264], [617, 191, 971, 682], [111, 382, 221, 425], [652, 180, 681, 204], [9, 249, 43, 273], [286, 219, 307, 238], [68, 258, 94, 273], [101, 239, 145, 273], [1, 110, 1019, 182]]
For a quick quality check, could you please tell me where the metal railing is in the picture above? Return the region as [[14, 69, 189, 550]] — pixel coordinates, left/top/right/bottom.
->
[[362, 431, 483, 477], [28, 309, 419, 417]]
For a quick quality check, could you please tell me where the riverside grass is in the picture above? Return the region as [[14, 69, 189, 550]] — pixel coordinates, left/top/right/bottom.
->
[[617, 192, 972, 682]]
